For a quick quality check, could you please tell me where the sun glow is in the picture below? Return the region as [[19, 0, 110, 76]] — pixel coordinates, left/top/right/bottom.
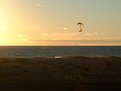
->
[[0, 12, 11, 45]]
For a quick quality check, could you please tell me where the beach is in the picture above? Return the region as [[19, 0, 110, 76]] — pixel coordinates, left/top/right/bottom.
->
[[0, 56, 121, 91], [1, 0, 121, 91]]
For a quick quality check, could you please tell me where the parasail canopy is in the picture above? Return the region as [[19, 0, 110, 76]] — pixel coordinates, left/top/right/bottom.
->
[[77, 22, 84, 32]]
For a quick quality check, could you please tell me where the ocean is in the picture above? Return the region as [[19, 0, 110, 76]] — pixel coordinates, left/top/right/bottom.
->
[[0, 46, 121, 58]]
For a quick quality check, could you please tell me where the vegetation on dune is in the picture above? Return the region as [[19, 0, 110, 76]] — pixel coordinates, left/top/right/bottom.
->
[[0, 57, 121, 82]]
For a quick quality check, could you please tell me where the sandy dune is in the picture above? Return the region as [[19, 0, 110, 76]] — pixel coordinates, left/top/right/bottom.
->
[[0, 56, 121, 91]]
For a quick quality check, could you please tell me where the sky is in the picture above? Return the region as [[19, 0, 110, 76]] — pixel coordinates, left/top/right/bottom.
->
[[0, 0, 121, 46]]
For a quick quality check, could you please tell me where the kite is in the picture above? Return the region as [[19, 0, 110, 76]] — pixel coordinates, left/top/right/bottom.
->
[[77, 22, 84, 32]]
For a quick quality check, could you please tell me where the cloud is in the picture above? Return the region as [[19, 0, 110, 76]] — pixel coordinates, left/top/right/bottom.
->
[[84, 33, 93, 36], [57, 27, 69, 31], [26, 32, 121, 46], [84, 32, 99, 36], [63, 27, 69, 30], [36, 3, 45, 8], [40, 33, 48, 36], [25, 32, 121, 45], [30, 39, 121, 46], [94, 33, 98, 35]]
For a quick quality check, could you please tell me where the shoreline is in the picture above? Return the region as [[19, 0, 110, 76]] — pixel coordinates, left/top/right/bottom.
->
[[0, 55, 121, 58]]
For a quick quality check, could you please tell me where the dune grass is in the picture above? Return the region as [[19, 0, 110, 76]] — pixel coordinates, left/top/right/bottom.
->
[[0, 56, 121, 91]]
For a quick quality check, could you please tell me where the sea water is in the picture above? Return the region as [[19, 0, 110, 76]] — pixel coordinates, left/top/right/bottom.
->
[[0, 46, 121, 58]]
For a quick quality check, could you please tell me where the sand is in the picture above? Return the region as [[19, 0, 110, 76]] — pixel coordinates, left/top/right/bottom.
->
[[0, 56, 121, 91]]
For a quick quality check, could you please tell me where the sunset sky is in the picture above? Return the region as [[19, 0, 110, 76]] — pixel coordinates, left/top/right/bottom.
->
[[0, 0, 121, 46]]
